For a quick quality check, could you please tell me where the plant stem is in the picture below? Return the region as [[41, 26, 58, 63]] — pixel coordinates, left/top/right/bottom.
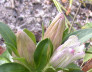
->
[[69, 2, 81, 32], [85, 51, 92, 54]]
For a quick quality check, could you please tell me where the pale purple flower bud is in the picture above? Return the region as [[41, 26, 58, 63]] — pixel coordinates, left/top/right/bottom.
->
[[50, 35, 85, 68], [16, 30, 36, 65], [44, 13, 65, 51]]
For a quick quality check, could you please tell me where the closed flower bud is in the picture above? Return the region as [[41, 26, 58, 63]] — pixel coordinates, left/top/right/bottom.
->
[[50, 35, 85, 68], [16, 30, 36, 65], [44, 13, 65, 51]]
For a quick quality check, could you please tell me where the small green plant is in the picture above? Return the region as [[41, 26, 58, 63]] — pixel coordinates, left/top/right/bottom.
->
[[0, 13, 92, 72]]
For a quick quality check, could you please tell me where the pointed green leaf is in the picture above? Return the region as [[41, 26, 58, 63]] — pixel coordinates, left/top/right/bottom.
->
[[64, 63, 83, 72], [1, 50, 13, 62], [23, 28, 36, 44], [65, 63, 80, 70], [62, 28, 92, 43], [82, 23, 92, 29], [45, 68, 56, 72], [53, 0, 62, 12], [62, 28, 69, 43], [0, 63, 30, 72], [13, 57, 32, 71], [34, 38, 53, 70], [0, 22, 17, 54]]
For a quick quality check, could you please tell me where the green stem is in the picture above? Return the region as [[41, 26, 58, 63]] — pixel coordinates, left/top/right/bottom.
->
[[85, 51, 92, 54], [52, 0, 62, 12], [42, 23, 44, 39]]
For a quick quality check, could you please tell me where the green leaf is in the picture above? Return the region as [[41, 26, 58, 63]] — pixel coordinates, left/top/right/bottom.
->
[[34, 38, 53, 70], [62, 28, 92, 43], [52, 0, 62, 12], [64, 63, 83, 72], [56, 68, 69, 72], [0, 63, 30, 72], [62, 28, 69, 42], [0, 22, 17, 54], [65, 63, 80, 70], [45, 68, 56, 72], [13, 57, 32, 71], [66, 69, 83, 72], [56, 63, 83, 72], [82, 23, 92, 29], [0, 50, 13, 62], [88, 69, 92, 72], [5, 42, 19, 56], [23, 28, 36, 44], [83, 47, 92, 62], [0, 57, 9, 65]]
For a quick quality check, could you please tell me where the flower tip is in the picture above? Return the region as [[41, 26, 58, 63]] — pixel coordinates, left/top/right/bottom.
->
[[16, 30, 24, 36], [58, 12, 64, 19], [69, 48, 75, 54]]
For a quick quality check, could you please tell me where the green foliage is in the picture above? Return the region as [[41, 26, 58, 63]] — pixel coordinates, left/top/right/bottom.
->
[[0, 14, 92, 72], [83, 47, 92, 62], [34, 38, 53, 71], [55, 63, 83, 72], [65, 63, 80, 70], [0, 22, 16, 48], [52, 0, 62, 12], [64, 63, 83, 72], [23, 28, 36, 44], [62, 28, 69, 42], [0, 50, 12, 62], [65, 69, 83, 72], [0, 22, 19, 56], [62, 28, 92, 43], [82, 23, 92, 29], [0, 63, 30, 72], [88, 69, 92, 72], [0, 57, 9, 65]]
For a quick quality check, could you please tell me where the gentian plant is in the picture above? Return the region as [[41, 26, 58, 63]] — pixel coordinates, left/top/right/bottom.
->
[[0, 12, 92, 72]]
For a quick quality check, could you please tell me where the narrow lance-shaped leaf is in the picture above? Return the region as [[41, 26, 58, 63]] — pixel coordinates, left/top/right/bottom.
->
[[0, 22, 16, 48], [62, 28, 92, 44], [0, 22, 17, 55], [34, 38, 53, 71], [23, 28, 36, 44]]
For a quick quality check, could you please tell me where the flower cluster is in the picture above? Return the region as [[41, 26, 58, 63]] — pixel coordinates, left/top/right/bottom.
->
[[16, 12, 85, 71]]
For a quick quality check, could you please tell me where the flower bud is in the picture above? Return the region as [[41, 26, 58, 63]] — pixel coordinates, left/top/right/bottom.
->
[[16, 30, 36, 65], [50, 35, 85, 68], [44, 13, 65, 51]]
